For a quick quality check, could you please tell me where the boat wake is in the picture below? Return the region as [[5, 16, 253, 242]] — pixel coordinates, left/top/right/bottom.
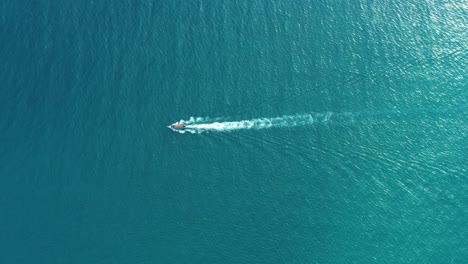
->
[[168, 113, 333, 134]]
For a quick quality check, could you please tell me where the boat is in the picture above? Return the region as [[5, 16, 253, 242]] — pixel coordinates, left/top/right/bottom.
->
[[171, 124, 185, 130]]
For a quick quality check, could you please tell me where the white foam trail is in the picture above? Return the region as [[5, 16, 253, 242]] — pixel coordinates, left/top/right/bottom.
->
[[169, 114, 324, 134], [168, 109, 431, 133]]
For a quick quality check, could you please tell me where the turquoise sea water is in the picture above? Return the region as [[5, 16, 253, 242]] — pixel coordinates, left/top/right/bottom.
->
[[1, 1, 467, 263]]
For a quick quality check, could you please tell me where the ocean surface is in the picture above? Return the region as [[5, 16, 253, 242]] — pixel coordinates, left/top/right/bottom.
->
[[1, 1, 467, 263]]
